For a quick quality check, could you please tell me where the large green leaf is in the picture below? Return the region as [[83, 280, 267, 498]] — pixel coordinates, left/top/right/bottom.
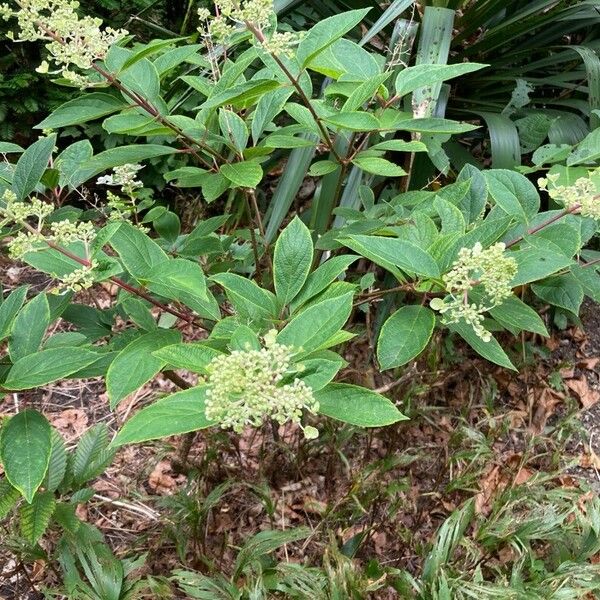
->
[[73, 145, 176, 186], [277, 293, 353, 355], [341, 234, 440, 279], [395, 63, 486, 98], [211, 273, 278, 321], [35, 93, 124, 129], [298, 9, 370, 68], [110, 222, 168, 279], [315, 383, 407, 427], [153, 343, 223, 374], [220, 161, 263, 188], [485, 170, 540, 223], [12, 134, 56, 200], [0, 285, 28, 342], [8, 293, 50, 362], [19, 491, 56, 544], [510, 238, 574, 286], [450, 322, 516, 371], [291, 255, 358, 311], [4, 348, 101, 390], [113, 386, 215, 446], [142, 258, 208, 309], [0, 478, 20, 519], [489, 295, 549, 337], [532, 274, 583, 314], [377, 306, 436, 370], [106, 329, 181, 408], [274, 216, 313, 305], [0, 410, 52, 502]]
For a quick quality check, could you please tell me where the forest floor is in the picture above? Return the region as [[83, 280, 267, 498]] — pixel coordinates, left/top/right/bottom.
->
[[1, 265, 599, 598]]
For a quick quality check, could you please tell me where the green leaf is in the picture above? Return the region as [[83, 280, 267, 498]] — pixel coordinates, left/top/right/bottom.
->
[[142, 258, 208, 310], [72, 424, 111, 486], [20, 491, 55, 544], [315, 383, 407, 427], [277, 293, 353, 355], [0, 142, 24, 153], [0, 478, 20, 519], [567, 128, 600, 166], [200, 79, 280, 109], [485, 170, 540, 223], [450, 322, 516, 371], [152, 343, 222, 374], [274, 216, 313, 306], [211, 273, 278, 321], [291, 255, 358, 311], [510, 238, 574, 286], [106, 329, 181, 408], [219, 109, 249, 154], [308, 160, 338, 176], [0, 410, 52, 502], [294, 352, 344, 392], [341, 234, 440, 279], [352, 156, 406, 177], [252, 87, 293, 144], [35, 93, 124, 129], [298, 9, 370, 68], [8, 293, 50, 362], [4, 348, 100, 390], [370, 140, 427, 152], [532, 274, 584, 314], [12, 134, 56, 200], [110, 222, 168, 279], [377, 306, 435, 370], [220, 161, 263, 188], [571, 264, 600, 302], [74, 144, 176, 185], [44, 429, 68, 493], [0, 285, 28, 342], [324, 112, 380, 131], [387, 118, 478, 135], [113, 386, 215, 446], [56, 140, 94, 189], [395, 63, 486, 98], [489, 295, 549, 337]]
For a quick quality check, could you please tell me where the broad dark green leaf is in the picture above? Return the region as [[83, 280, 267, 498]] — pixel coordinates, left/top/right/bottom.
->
[[450, 322, 516, 371], [211, 273, 278, 321], [8, 293, 50, 362], [315, 383, 407, 427], [20, 491, 55, 544], [377, 306, 436, 369], [106, 329, 181, 408], [532, 274, 584, 314], [153, 343, 223, 374], [274, 216, 313, 305], [113, 386, 215, 446], [0, 410, 51, 502], [110, 222, 168, 279], [277, 293, 353, 355], [220, 161, 263, 188], [341, 234, 440, 279], [0, 285, 28, 342], [4, 348, 101, 390], [298, 9, 371, 68], [12, 135, 56, 200], [35, 93, 124, 129], [395, 63, 486, 98]]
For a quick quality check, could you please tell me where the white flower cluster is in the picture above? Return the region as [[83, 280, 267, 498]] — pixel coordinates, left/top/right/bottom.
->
[[55, 260, 97, 292], [1, 189, 53, 225], [197, 1, 299, 57], [538, 169, 600, 221], [204, 330, 319, 438], [0, 0, 127, 87], [97, 163, 144, 197], [431, 243, 517, 342]]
